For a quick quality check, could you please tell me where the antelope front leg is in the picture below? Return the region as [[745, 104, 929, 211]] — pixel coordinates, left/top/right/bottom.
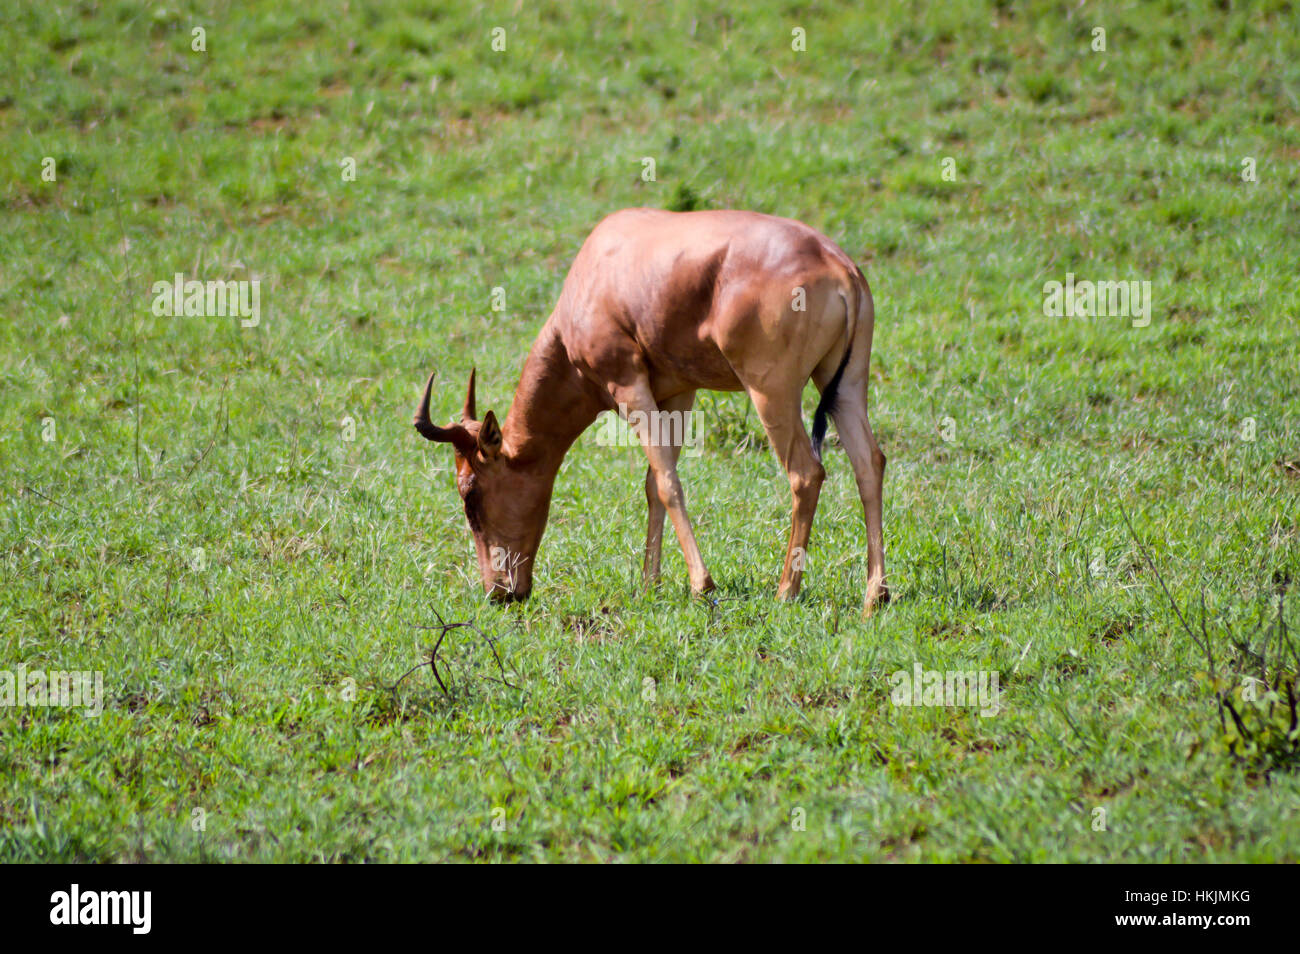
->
[[642, 391, 696, 585], [618, 384, 714, 595]]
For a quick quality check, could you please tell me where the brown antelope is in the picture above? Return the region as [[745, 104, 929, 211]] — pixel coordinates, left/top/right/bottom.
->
[[413, 208, 889, 614]]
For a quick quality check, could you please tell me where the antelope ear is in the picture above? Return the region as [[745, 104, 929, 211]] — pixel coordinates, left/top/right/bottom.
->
[[478, 410, 503, 458]]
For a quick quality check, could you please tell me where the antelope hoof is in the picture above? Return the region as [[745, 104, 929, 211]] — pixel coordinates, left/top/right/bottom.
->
[[862, 580, 891, 617], [692, 575, 716, 596]]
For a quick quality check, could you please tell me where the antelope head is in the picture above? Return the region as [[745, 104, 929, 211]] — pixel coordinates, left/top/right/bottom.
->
[[412, 368, 548, 601]]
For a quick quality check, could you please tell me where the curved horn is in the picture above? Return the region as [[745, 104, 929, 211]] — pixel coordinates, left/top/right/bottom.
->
[[462, 367, 477, 422], [413, 370, 476, 455]]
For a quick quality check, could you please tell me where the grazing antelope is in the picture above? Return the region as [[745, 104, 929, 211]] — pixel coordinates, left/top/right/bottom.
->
[[413, 208, 889, 614]]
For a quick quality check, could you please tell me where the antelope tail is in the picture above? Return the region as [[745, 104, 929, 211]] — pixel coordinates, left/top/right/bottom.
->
[[810, 279, 861, 461]]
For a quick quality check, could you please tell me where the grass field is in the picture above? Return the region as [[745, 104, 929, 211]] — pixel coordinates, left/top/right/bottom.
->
[[2, 0, 1299, 862]]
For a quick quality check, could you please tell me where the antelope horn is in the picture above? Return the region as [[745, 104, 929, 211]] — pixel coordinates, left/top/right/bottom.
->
[[462, 367, 477, 422], [412, 370, 476, 455]]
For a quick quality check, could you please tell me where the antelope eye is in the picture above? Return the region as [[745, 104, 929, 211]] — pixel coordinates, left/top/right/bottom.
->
[[462, 485, 485, 533]]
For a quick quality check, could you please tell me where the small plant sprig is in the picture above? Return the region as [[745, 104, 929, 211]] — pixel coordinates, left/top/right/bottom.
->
[[1211, 583, 1299, 774], [1121, 505, 1299, 776]]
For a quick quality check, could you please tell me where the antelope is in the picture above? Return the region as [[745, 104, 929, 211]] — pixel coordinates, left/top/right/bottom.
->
[[413, 208, 889, 614]]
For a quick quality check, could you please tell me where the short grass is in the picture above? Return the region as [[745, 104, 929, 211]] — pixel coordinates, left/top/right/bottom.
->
[[2, 0, 1299, 861]]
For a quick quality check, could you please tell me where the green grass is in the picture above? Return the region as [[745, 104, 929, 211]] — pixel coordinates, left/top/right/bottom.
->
[[2, 0, 1299, 862]]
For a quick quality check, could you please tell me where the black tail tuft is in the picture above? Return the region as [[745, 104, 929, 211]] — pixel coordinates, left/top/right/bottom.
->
[[811, 345, 852, 462]]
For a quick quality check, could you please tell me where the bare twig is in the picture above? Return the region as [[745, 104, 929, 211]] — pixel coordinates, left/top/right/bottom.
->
[[1119, 503, 1229, 731], [1119, 503, 1217, 677], [386, 609, 524, 700], [183, 377, 230, 479], [111, 186, 142, 482], [19, 482, 83, 517]]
